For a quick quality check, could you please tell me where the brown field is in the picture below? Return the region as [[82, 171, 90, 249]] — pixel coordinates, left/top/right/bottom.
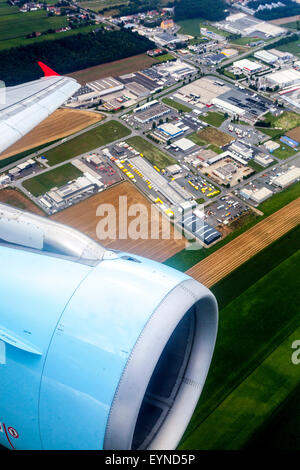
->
[[0, 189, 45, 216], [286, 125, 300, 141], [67, 53, 158, 85], [270, 15, 300, 25], [197, 127, 234, 147], [0, 109, 103, 161], [186, 197, 300, 287], [51, 182, 186, 262]]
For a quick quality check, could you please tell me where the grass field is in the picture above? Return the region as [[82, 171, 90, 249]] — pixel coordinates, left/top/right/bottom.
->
[[0, 109, 104, 160], [180, 238, 300, 449], [0, 9, 68, 43], [178, 18, 230, 38], [276, 37, 300, 56], [271, 138, 298, 159], [22, 164, 82, 196], [199, 111, 227, 127], [0, 24, 97, 51], [155, 53, 176, 63], [40, 120, 131, 166], [245, 384, 300, 450], [161, 97, 192, 113], [126, 136, 176, 169], [165, 181, 300, 271], [263, 111, 300, 132], [67, 53, 158, 85]]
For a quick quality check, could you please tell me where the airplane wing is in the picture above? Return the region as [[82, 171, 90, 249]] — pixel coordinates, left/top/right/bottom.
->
[[0, 62, 80, 154]]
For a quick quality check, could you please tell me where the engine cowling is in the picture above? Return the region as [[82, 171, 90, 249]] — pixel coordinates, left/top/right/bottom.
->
[[0, 204, 218, 450]]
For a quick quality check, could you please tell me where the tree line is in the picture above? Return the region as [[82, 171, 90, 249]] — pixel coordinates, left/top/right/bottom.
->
[[174, 0, 228, 22], [0, 28, 155, 86]]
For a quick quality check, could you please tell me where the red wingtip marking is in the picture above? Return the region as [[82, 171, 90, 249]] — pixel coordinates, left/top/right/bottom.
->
[[38, 61, 60, 77]]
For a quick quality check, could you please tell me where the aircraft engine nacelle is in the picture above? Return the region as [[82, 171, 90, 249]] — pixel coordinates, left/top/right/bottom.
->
[[0, 204, 218, 450]]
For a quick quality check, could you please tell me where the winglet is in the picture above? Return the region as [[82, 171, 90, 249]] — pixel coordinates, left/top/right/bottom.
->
[[38, 61, 60, 77]]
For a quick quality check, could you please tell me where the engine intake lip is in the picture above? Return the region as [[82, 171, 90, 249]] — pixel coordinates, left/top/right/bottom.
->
[[103, 278, 218, 450]]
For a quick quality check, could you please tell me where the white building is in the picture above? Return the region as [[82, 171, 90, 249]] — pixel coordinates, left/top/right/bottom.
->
[[254, 154, 274, 167], [272, 167, 300, 188], [233, 59, 263, 74], [254, 50, 278, 65], [266, 69, 300, 89]]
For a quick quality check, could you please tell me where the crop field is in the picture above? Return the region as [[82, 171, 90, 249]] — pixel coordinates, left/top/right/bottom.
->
[[126, 136, 177, 168], [50, 181, 186, 262], [40, 120, 131, 166], [22, 164, 82, 196], [0, 109, 104, 161], [190, 127, 234, 147], [67, 53, 158, 85], [180, 226, 300, 449], [0, 188, 44, 215], [165, 179, 300, 272], [186, 197, 300, 287], [286, 124, 300, 141]]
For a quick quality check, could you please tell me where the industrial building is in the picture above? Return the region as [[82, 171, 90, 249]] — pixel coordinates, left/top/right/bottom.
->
[[133, 101, 171, 123], [280, 135, 299, 149], [233, 59, 262, 74], [253, 50, 278, 65], [268, 48, 294, 63], [240, 186, 273, 204], [45, 175, 101, 208], [254, 154, 274, 167], [87, 77, 124, 97], [156, 122, 186, 140], [180, 212, 222, 245], [272, 167, 300, 188], [155, 60, 196, 81], [266, 68, 300, 89]]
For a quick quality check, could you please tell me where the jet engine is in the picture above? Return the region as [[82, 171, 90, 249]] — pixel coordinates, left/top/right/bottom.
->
[[0, 204, 218, 450]]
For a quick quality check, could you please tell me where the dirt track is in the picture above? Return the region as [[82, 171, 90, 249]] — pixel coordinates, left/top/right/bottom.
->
[[0, 109, 103, 161], [186, 197, 300, 287], [51, 182, 186, 262]]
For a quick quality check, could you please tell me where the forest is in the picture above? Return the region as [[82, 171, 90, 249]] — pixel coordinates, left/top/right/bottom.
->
[[0, 28, 154, 86], [248, 0, 300, 20], [174, 0, 228, 22]]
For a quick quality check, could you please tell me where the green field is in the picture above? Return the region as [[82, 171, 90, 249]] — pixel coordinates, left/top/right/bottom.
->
[[180, 233, 300, 449], [271, 138, 298, 159], [263, 111, 300, 132], [155, 53, 176, 63], [161, 97, 192, 113], [0, 24, 97, 51], [126, 136, 176, 169], [0, 139, 60, 169], [41, 121, 131, 166], [245, 384, 300, 450], [276, 37, 300, 57], [23, 163, 82, 196], [178, 18, 230, 38], [199, 111, 227, 127], [0, 10, 68, 42], [164, 180, 300, 271]]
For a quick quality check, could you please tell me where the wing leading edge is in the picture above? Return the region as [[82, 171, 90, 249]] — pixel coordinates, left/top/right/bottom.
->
[[0, 63, 80, 154]]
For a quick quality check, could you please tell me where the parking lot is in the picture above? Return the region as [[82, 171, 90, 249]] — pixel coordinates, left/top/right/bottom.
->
[[205, 194, 250, 227]]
